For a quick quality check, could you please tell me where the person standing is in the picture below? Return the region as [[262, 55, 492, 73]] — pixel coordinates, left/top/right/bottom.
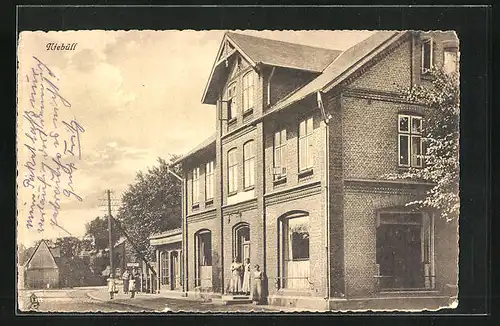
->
[[129, 275, 136, 298], [134, 269, 141, 293], [107, 277, 116, 300], [241, 258, 251, 296], [252, 264, 263, 304], [122, 269, 130, 294], [229, 257, 242, 294]]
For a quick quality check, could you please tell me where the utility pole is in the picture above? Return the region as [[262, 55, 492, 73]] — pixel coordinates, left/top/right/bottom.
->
[[107, 189, 114, 279]]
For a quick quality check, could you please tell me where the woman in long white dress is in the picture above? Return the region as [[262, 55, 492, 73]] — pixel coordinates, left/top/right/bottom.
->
[[241, 258, 251, 295], [252, 264, 263, 304], [229, 257, 242, 294]]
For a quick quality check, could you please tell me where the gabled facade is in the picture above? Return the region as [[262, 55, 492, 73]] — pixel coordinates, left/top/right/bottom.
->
[[174, 31, 459, 310], [24, 240, 60, 289]]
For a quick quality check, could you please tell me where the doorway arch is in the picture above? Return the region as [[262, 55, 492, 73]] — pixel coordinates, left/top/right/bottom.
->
[[233, 223, 250, 264]]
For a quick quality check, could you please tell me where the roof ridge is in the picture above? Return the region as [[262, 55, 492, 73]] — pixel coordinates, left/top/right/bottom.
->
[[225, 31, 342, 53]]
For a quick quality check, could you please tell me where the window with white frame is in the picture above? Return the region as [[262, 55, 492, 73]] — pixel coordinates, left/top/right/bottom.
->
[[243, 141, 255, 189], [443, 47, 459, 74], [192, 167, 200, 205], [398, 114, 423, 167], [226, 82, 237, 120], [273, 128, 287, 179], [205, 161, 214, 201], [242, 71, 254, 112], [299, 116, 314, 171], [227, 148, 238, 194], [421, 38, 433, 73]]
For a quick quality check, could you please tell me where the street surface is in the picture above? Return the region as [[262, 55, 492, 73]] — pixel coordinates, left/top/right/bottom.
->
[[17, 287, 292, 313], [18, 287, 143, 312]]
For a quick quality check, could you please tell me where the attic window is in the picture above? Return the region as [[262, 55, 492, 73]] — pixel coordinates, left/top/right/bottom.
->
[[421, 38, 433, 74]]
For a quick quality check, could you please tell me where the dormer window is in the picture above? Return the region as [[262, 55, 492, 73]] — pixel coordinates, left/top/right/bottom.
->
[[226, 83, 237, 120], [421, 38, 433, 74], [242, 71, 254, 112]]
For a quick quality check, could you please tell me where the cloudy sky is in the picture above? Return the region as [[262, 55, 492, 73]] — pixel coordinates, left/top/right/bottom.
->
[[17, 30, 373, 247]]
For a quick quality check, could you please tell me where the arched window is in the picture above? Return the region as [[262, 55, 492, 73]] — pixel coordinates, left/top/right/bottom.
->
[[194, 230, 212, 288], [278, 211, 310, 289], [243, 141, 255, 189], [242, 71, 255, 112], [227, 148, 238, 194]]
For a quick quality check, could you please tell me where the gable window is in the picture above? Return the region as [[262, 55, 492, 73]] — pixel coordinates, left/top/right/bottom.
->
[[205, 161, 214, 201], [192, 167, 200, 205], [227, 83, 237, 120], [273, 128, 287, 179], [298, 116, 314, 171], [443, 47, 458, 74], [227, 148, 238, 194], [242, 71, 255, 112], [243, 141, 255, 189], [421, 38, 433, 74], [398, 114, 423, 168]]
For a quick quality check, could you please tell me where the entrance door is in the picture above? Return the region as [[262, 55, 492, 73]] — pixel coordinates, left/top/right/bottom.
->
[[234, 224, 250, 263], [377, 214, 425, 290]]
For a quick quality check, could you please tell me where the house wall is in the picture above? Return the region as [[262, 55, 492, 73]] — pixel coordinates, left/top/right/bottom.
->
[[25, 268, 59, 289]]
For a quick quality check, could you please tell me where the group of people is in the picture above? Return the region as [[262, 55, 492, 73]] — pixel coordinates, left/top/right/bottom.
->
[[107, 268, 141, 299], [229, 257, 264, 304]]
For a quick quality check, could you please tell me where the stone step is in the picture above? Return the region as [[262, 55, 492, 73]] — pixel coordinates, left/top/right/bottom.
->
[[212, 295, 253, 305]]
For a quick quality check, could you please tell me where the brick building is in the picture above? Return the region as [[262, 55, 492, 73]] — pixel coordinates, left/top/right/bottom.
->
[[173, 31, 459, 310]]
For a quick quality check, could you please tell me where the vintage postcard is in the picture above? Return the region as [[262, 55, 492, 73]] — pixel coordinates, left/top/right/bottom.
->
[[16, 29, 460, 313]]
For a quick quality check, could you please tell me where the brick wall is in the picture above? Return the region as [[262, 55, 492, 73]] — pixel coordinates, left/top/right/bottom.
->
[[350, 39, 412, 92]]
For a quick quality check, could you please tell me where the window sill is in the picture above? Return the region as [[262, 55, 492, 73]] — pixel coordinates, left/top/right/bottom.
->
[[298, 168, 314, 179], [244, 186, 255, 192], [205, 199, 214, 207], [273, 176, 287, 186], [228, 191, 238, 197], [242, 108, 253, 118], [227, 117, 237, 125], [192, 203, 200, 210], [421, 72, 433, 80]]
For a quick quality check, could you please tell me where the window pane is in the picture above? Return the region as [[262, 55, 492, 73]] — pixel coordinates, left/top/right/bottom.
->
[[399, 116, 410, 132], [274, 147, 281, 168], [412, 136, 422, 167], [299, 138, 306, 170], [299, 120, 305, 136], [288, 217, 309, 260], [422, 40, 432, 70], [444, 49, 458, 74], [306, 117, 313, 134], [411, 117, 422, 134], [399, 135, 409, 166]]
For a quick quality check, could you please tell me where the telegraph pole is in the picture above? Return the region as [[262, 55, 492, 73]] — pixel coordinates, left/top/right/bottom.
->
[[107, 189, 114, 279]]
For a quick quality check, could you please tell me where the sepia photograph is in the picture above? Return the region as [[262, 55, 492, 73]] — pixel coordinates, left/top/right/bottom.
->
[[16, 28, 460, 313]]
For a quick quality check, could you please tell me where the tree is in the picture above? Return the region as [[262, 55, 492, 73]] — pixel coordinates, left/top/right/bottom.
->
[[85, 216, 120, 250], [386, 67, 459, 221], [117, 156, 182, 260], [54, 237, 91, 258]]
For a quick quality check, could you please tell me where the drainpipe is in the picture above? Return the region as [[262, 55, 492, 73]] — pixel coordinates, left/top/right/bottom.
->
[[320, 92, 331, 305]]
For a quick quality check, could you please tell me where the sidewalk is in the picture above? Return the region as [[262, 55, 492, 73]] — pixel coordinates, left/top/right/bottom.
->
[[87, 288, 302, 312]]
